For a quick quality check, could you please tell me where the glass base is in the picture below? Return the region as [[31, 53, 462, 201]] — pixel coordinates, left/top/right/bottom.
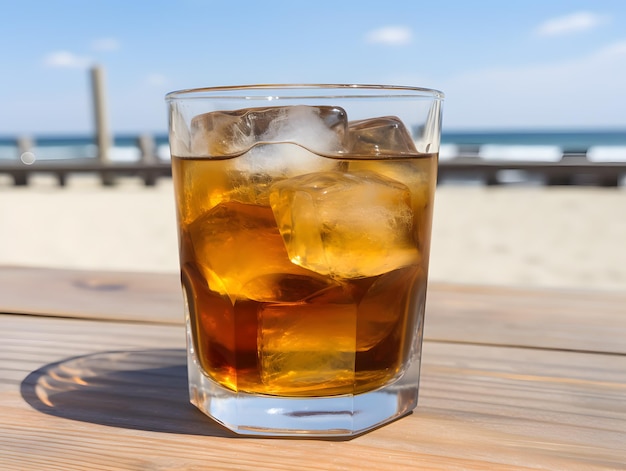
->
[[186, 345, 421, 437]]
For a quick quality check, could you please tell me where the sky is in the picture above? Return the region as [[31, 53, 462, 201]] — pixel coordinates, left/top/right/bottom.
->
[[1, 0, 625, 135]]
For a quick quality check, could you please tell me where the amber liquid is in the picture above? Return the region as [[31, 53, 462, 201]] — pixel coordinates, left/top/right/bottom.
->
[[172, 152, 437, 397]]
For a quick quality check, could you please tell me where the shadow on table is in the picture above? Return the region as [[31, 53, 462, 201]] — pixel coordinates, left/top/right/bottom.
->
[[20, 348, 237, 438]]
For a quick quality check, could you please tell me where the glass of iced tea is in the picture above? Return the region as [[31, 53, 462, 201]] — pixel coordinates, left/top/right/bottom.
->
[[165, 84, 444, 436]]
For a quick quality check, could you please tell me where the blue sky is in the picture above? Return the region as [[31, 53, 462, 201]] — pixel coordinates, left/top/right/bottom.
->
[[1, 0, 625, 134]]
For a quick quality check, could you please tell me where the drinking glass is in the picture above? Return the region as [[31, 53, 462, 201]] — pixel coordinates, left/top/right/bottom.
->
[[165, 84, 444, 436]]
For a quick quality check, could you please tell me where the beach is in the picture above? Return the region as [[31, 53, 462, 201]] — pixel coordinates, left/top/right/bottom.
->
[[1, 176, 625, 292]]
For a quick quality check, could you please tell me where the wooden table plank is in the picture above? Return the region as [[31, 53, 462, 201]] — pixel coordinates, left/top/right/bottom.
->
[[425, 283, 626, 355], [2, 266, 626, 354], [0, 266, 182, 324], [1, 314, 624, 470]]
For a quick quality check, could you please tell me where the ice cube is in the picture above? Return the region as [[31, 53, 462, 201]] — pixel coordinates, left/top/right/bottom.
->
[[270, 170, 420, 279], [190, 106, 347, 204], [191, 104, 346, 163], [356, 266, 422, 351], [222, 169, 275, 206], [348, 157, 435, 213], [258, 300, 357, 394], [347, 116, 418, 156], [345, 116, 434, 215], [188, 201, 337, 303]]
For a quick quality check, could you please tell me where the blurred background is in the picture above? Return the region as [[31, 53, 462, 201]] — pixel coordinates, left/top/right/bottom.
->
[[1, 0, 625, 291]]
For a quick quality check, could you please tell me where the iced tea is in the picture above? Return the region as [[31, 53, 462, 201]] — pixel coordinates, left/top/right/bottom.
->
[[172, 105, 437, 397]]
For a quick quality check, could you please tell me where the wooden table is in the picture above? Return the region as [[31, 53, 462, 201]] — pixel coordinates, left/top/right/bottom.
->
[[1, 266, 625, 470]]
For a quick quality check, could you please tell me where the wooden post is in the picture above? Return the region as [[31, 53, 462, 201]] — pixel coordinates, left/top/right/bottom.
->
[[91, 65, 114, 185], [16, 136, 33, 156], [14, 136, 33, 185], [138, 134, 156, 164], [137, 134, 157, 186]]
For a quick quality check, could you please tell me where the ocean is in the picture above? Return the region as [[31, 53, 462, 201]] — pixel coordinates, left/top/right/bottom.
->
[[440, 129, 626, 153], [0, 135, 171, 162], [1, 130, 626, 162]]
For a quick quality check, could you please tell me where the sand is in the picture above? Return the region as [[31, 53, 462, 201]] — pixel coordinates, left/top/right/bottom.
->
[[1, 175, 625, 292]]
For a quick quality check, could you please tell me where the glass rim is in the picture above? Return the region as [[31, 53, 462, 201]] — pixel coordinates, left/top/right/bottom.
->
[[165, 84, 445, 101]]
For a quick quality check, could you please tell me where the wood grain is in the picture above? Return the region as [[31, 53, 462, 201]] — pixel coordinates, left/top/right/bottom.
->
[[425, 283, 626, 354], [1, 267, 625, 470], [2, 266, 625, 352], [0, 266, 182, 324], [1, 314, 624, 470]]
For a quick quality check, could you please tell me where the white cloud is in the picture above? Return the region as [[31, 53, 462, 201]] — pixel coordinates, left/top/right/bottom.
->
[[365, 26, 413, 46], [596, 39, 626, 58], [534, 11, 608, 37], [145, 73, 168, 86], [91, 37, 121, 52], [43, 51, 91, 69]]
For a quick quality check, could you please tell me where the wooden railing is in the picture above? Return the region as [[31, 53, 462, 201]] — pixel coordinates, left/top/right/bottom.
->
[[0, 66, 172, 187], [0, 135, 171, 187], [1, 141, 625, 187], [438, 152, 626, 186], [3, 65, 622, 188]]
